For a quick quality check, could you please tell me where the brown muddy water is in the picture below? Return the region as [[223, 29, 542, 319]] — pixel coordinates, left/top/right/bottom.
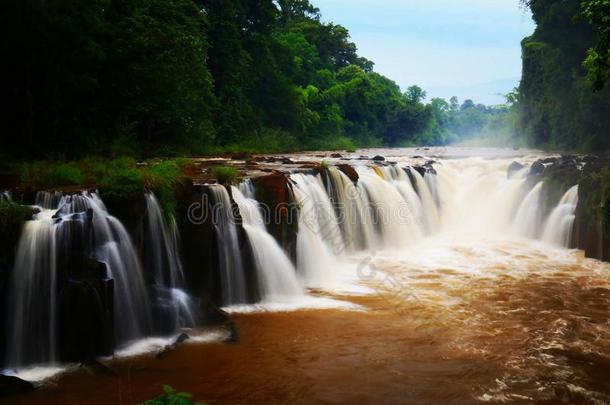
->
[[11, 241, 610, 405], [6, 148, 610, 404]]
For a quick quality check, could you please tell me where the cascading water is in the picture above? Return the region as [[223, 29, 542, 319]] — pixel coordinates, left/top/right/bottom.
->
[[2, 150, 590, 380], [5, 207, 58, 367], [5, 191, 152, 369], [542, 185, 579, 247], [356, 166, 422, 248], [512, 181, 545, 239], [78, 193, 151, 343], [231, 185, 302, 301], [207, 184, 247, 305], [324, 167, 377, 250], [291, 173, 343, 287], [144, 193, 198, 329]]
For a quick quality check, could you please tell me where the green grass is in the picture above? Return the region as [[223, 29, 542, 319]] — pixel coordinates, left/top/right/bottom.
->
[[211, 166, 239, 185], [17, 157, 190, 217]]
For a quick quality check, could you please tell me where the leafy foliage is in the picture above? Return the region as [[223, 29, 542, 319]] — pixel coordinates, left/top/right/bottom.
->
[[581, 0, 610, 90], [139, 385, 206, 405], [519, 0, 610, 150], [0, 0, 502, 157], [211, 166, 239, 185]]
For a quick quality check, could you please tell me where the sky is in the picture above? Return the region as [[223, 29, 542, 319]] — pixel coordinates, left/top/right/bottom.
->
[[315, 0, 536, 105]]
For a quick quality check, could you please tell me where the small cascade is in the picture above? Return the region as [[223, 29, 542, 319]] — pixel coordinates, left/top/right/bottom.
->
[[542, 185, 579, 247], [144, 193, 197, 329], [357, 166, 422, 248], [5, 208, 58, 367], [291, 174, 342, 287], [36, 191, 64, 209], [207, 184, 247, 305], [325, 167, 377, 250], [409, 169, 441, 234], [78, 194, 151, 343], [512, 182, 545, 239], [231, 186, 302, 300]]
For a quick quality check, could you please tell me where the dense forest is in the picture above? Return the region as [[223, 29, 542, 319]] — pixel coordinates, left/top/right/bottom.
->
[[519, 0, 610, 150], [0, 0, 514, 159], [1, 0, 607, 159]]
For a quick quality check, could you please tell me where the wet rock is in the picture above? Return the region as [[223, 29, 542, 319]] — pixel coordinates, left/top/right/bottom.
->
[[330, 153, 343, 158], [80, 360, 118, 376], [174, 333, 190, 345], [251, 174, 299, 262], [230, 152, 251, 160], [411, 155, 424, 159], [529, 161, 545, 176], [337, 164, 359, 182], [225, 322, 239, 343], [0, 374, 35, 396], [358, 155, 369, 160], [156, 333, 191, 359], [58, 276, 115, 362], [372, 155, 385, 162], [507, 161, 524, 178]]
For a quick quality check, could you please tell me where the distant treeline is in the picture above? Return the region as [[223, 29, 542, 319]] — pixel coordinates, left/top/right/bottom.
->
[[519, 0, 610, 150], [0, 0, 515, 158]]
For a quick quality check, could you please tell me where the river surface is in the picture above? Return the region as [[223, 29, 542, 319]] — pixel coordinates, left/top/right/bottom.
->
[[9, 147, 610, 404]]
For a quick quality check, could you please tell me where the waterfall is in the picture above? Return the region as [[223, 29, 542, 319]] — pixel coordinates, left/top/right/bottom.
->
[[324, 167, 377, 250], [542, 185, 579, 247], [432, 160, 530, 235], [144, 193, 197, 329], [207, 184, 247, 305], [512, 182, 545, 239], [291, 174, 342, 287], [231, 185, 302, 301], [5, 208, 58, 367], [409, 169, 440, 234], [56, 193, 151, 343], [357, 166, 422, 248]]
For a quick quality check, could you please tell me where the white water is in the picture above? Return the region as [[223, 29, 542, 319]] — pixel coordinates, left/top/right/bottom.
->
[[5, 208, 58, 367], [291, 173, 343, 287], [82, 194, 151, 342], [3, 148, 590, 382], [145, 193, 197, 328], [231, 186, 303, 301], [542, 185, 579, 247], [207, 184, 247, 305]]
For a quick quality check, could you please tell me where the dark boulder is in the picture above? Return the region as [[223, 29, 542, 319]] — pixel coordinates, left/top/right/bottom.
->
[[0, 375, 35, 396], [372, 155, 385, 162], [58, 276, 114, 362], [330, 153, 343, 158], [251, 174, 299, 262], [337, 164, 359, 182], [507, 161, 524, 178], [529, 161, 545, 176]]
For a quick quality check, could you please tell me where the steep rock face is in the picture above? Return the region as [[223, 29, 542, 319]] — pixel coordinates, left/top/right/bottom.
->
[[175, 183, 220, 311], [251, 173, 299, 263], [337, 164, 359, 182], [530, 155, 610, 261], [175, 182, 259, 309], [573, 157, 610, 261]]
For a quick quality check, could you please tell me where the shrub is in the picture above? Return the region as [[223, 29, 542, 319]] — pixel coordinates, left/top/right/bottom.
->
[[139, 385, 205, 405], [211, 166, 238, 185]]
